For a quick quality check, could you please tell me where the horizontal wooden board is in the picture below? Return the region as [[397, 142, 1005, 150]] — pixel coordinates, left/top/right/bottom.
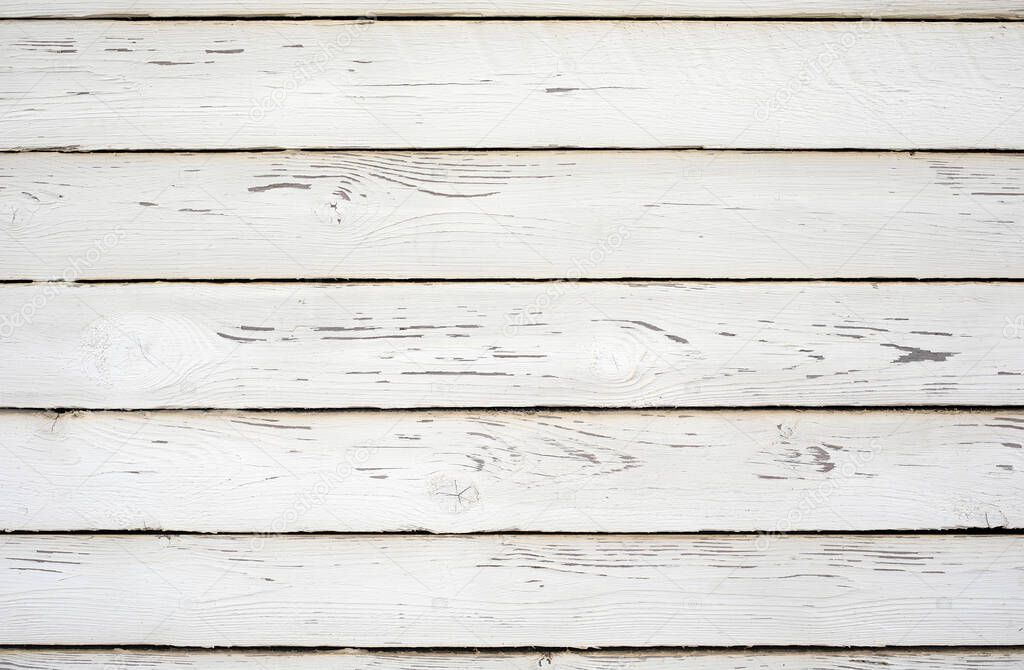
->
[[2, 22, 1024, 150], [4, 151, 1024, 280], [4, 409, 1023, 532], [5, 1, 1024, 18], [3, 650, 1024, 670], [1, 282, 1021, 408], [1, 533, 1021, 646]]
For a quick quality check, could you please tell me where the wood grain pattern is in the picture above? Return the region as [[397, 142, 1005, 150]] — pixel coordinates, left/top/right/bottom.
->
[[0, 282, 1020, 409], [1, 533, 1021, 646], [4, 409, 1023, 533], [3, 21, 1024, 150], [3, 649, 1024, 670], [0, 278, 1019, 407], [4, 151, 1024, 280], [5, 1, 1024, 18], [2, 4, 1021, 661]]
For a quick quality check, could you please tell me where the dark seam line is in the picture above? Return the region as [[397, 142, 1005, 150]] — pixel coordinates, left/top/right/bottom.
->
[[2, 16, 1024, 22], [4, 147, 1024, 154], [3, 529, 1023, 536], [3, 278, 1024, 285], [7, 405, 1024, 413], [1, 644, 1022, 652]]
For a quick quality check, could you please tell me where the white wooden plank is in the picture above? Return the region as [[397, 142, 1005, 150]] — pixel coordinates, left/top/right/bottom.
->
[[4, 1, 1024, 18], [2, 21, 1024, 150], [4, 151, 1024, 280], [3, 649, 1024, 670], [1, 282, 1021, 408], [0, 533, 1020, 646], [4, 409, 1023, 533]]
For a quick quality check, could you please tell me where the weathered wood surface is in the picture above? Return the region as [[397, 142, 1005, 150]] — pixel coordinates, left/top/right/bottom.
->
[[4, 409, 1022, 532], [5, 1, 1024, 18], [3, 649, 1024, 670], [1, 533, 1020, 646], [0, 282, 1021, 408], [4, 151, 1024, 280], [3, 22, 1024, 150]]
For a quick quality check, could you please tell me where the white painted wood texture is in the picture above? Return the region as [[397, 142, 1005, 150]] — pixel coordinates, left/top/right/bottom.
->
[[3, 649, 1024, 670], [4, 151, 1024, 280], [1, 533, 1020, 646], [4, 409, 1023, 533], [4, 1, 1024, 18], [0, 282, 1021, 408], [3, 7, 1022, 659], [3, 21, 1024, 150]]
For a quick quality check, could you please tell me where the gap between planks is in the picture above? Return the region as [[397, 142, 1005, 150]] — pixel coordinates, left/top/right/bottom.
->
[[2, 647, 1024, 651], [0, 16, 1022, 20], [7, 147, 1024, 154], [2, 530, 1023, 536], [3, 648, 1024, 670], [5, 279, 1024, 284], [10, 404, 1024, 411], [3, 644, 1024, 651]]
